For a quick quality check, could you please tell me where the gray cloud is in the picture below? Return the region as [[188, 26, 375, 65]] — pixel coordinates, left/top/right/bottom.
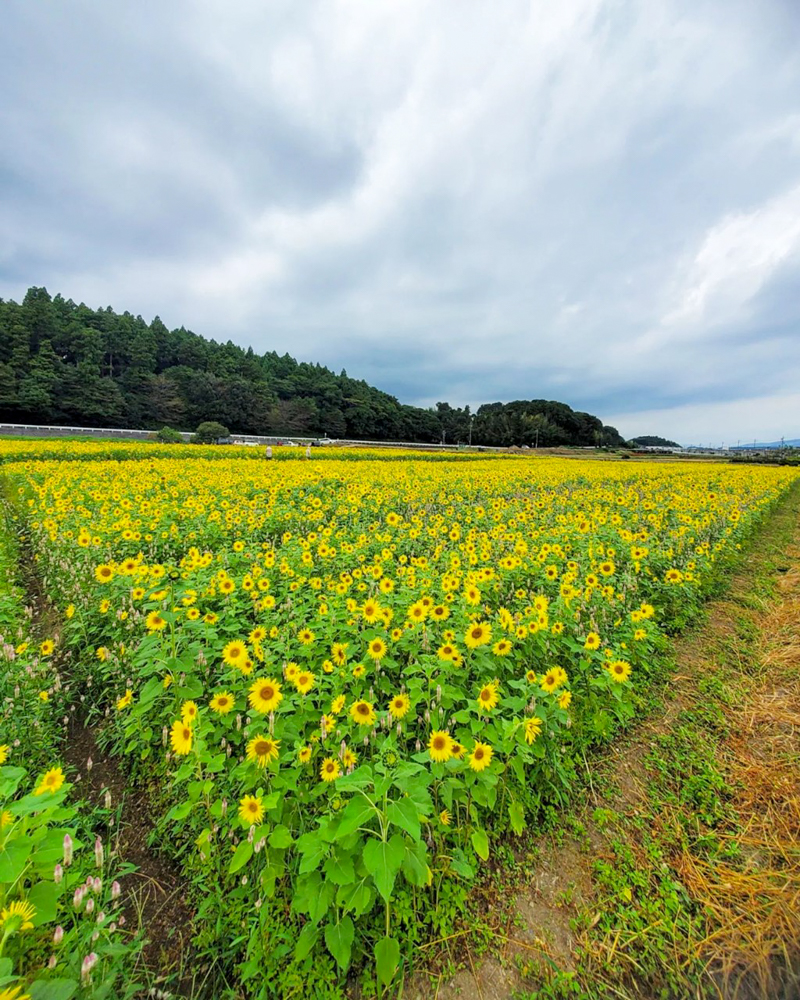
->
[[2, 0, 800, 443]]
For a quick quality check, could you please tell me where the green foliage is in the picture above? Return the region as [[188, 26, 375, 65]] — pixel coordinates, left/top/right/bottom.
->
[[192, 421, 230, 444], [0, 286, 625, 446], [154, 426, 184, 444]]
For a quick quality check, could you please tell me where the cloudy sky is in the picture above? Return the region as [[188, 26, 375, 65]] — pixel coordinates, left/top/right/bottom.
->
[[2, 0, 799, 444]]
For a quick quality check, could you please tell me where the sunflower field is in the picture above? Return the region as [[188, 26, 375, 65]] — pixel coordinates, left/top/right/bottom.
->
[[1, 444, 798, 998]]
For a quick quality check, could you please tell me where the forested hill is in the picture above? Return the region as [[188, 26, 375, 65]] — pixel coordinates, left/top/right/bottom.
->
[[0, 287, 625, 447]]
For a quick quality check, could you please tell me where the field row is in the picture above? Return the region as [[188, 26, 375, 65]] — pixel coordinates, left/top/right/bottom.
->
[[2, 454, 798, 997]]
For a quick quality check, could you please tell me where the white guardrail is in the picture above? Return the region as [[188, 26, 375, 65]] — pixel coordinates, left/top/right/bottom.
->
[[0, 423, 504, 452]]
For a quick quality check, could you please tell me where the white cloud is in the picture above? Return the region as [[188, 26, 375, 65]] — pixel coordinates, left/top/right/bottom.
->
[[1, 0, 800, 441], [606, 392, 800, 446]]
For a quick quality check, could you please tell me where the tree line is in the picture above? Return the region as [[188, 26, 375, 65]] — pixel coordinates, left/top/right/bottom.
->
[[0, 287, 626, 447]]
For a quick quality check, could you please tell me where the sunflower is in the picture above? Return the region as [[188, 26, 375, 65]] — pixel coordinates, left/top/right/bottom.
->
[[248, 677, 283, 714], [238, 794, 264, 826], [181, 700, 198, 724], [298, 745, 312, 764], [476, 682, 499, 713], [439, 809, 451, 826], [558, 690, 572, 710], [428, 730, 454, 763], [607, 660, 632, 683], [320, 757, 341, 782], [451, 740, 466, 759], [209, 692, 234, 714], [249, 627, 267, 643], [34, 767, 65, 796], [366, 637, 387, 661], [469, 742, 493, 772], [524, 716, 543, 744], [95, 564, 114, 583], [464, 622, 492, 649], [297, 628, 315, 645], [170, 720, 193, 755], [584, 632, 601, 650], [116, 689, 133, 711], [331, 642, 349, 665], [342, 747, 358, 769], [493, 638, 513, 656], [39, 639, 55, 657], [145, 611, 166, 632], [539, 670, 559, 694], [294, 671, 315, 694], [331, 694, 346, 715], [0, 745, 8, 764], [388, 693, 411, 720], [222, 640, 247, 667], [350, 700, 376, 727], [0, 899, 36, 934], [362, 599, 381, 623], [247, 735, 280, 767]]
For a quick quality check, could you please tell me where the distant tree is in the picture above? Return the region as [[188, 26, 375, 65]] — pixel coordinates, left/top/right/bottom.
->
[[629, 435, 680, 448], [156, 426, 184, 443], [194, 421, 230, 444], [0, 286, 624, 447]]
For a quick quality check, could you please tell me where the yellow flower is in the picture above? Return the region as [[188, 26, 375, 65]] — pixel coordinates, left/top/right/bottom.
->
[[524, 716, 543, 744], [366, 636, 387, 661], [222, 640, 248, 667], [584, 632, 601, 650], [298, 745, 312, 764], [170, 720, 193, 755], [35, 767, 65, 796], [428, 730, 454, 763], [38, 691, 50, 703], [181, 700, 198, 724], [116, 689, 133, 711], [0, 899, 36, 934], [349, 700, 376, 727], [558, 690, 572, 710], [439, 809, 451, 826], [464, 622, 492, 649], [0, 745, 8, 764], [247, 735, 280, 767], [39, 640, 54, 657], [607, 660, 632, 683], [476, 682, 499, 713], [294, 670, 315, 694], [331, 694, 346, 715], [239, 794, 264, 826], [209, 692, 234, 714], [320, 757, 341, 782], [469, 741, 493, 772], [248, 677, 283, 714], [145, 611, 167, 632], [95, 563, 114, 583], [388, 693, 411, 720]]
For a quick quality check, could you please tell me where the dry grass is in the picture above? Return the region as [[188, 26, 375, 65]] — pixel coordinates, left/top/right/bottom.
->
[[677, 560, 800, 997]]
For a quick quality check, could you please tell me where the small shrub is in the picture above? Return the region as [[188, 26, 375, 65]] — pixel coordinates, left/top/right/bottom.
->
[[193, 421, 230, 444], [156, 426, 184, 444]]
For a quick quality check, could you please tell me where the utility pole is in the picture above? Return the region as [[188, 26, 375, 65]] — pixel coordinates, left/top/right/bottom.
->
[[469, 414, 474, 447]]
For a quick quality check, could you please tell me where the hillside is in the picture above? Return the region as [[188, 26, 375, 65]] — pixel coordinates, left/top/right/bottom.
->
[[0, 287, 625, 447]]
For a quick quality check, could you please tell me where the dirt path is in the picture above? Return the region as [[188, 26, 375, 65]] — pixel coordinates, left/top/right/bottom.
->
[[6, 495, 196, 995], [408, 486, 800, 1000]]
